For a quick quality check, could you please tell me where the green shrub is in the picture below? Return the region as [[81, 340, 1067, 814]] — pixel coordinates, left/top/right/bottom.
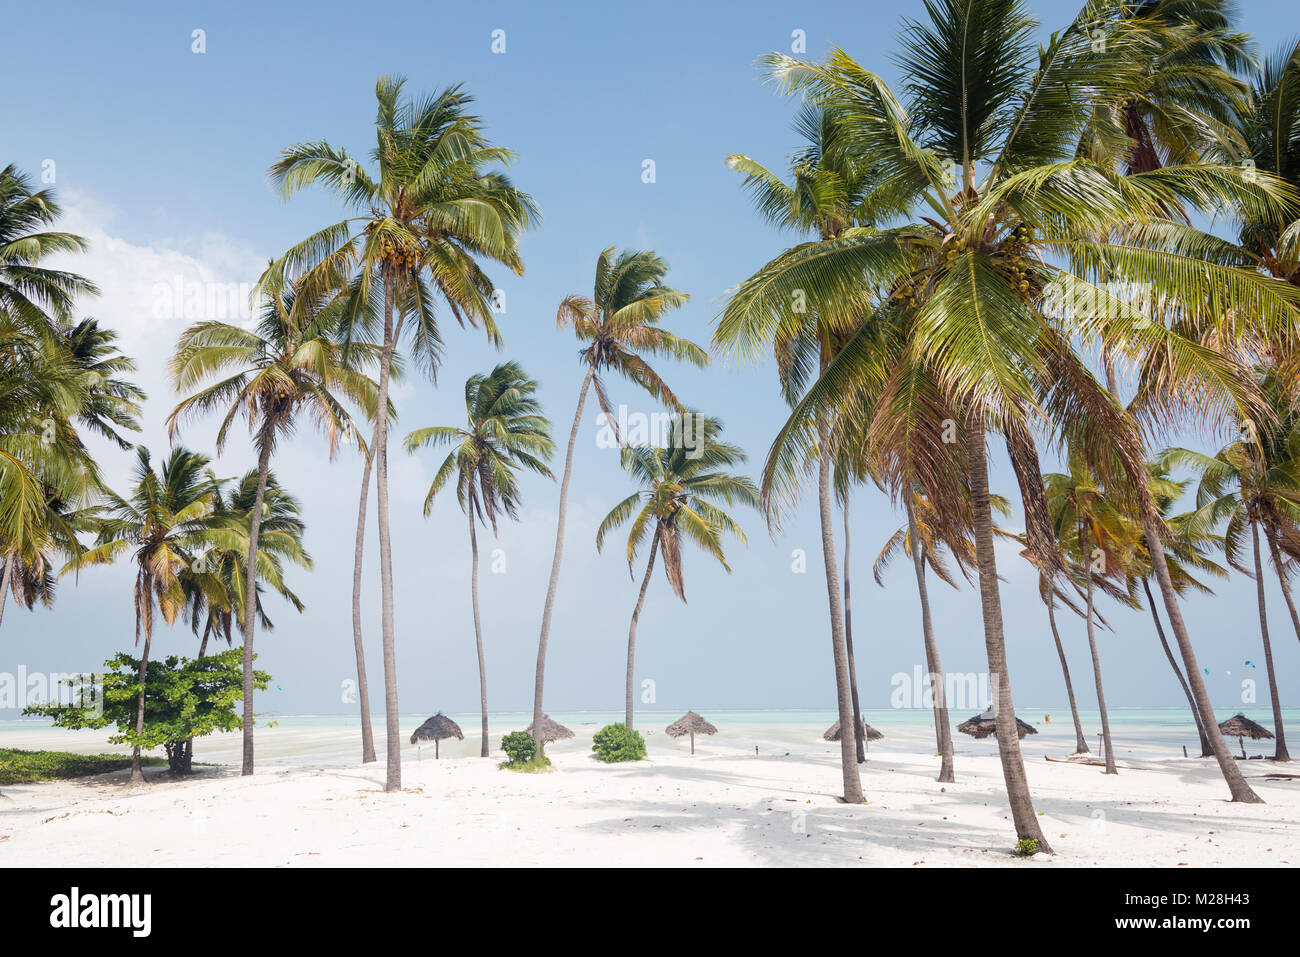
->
[[498, 753, 552, 773], [592, 723, 646, 763], [500, 731, 538, 765], [1012, 838, 1040, 857]]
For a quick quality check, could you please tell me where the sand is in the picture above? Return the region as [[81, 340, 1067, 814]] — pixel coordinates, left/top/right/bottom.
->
[[3, 739, 1297, 867]]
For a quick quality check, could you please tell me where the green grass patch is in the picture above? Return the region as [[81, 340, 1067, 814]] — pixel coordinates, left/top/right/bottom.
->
[[498, 754, 553, 773], [0, 748, 166, 785]]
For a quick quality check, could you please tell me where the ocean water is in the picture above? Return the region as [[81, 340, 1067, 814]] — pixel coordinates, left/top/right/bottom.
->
[[4, 707, 1294, 768]]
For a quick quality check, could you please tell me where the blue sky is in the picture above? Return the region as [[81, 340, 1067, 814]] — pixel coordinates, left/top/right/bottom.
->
[[3, 0, 1297, 721]]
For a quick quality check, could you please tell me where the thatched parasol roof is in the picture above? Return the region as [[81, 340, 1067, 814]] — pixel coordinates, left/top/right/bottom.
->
[[823, 717, 883, 742], [524, 714, 574, 744], [1219, 713, 1274, 740], [410, 712, 464, 744], [957, 708, 1037, 740], [666, 711, 718, 738]]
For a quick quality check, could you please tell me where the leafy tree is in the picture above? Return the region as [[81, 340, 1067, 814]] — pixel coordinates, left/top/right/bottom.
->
[[26, 648, 269, 776]]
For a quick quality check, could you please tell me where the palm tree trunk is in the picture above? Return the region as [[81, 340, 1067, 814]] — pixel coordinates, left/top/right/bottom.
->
[[1142, 577, 1210, 757], [239, 434, 274, 777], [817, 420, 864, 804], [842, 497, 866, 763], [375, 280, 402, 791], [468, 505, 489, 757], [1141, 512, 1262, 801], [0, 552, 13, 629], [183, 629, 211, 774], [130, 619, 153, 785], [351, 447, 377, 764], [906, 497, 954, 782], [626, 525, 661, 733], [532, 367, 594, 756], [964, 417, 1051, 851], [1251, 521, 1290, 761], [1266, 528, 1300, 649], [1080, 521, 1117, 773], [1045, 597, 1090, 754]]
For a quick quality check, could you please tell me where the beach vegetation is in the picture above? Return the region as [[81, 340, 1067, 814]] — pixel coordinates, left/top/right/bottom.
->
[[591, 723, 647, 763], [406, 363, 554, 758], [531, 247, 706, 757], [24, 647, 267, 776]]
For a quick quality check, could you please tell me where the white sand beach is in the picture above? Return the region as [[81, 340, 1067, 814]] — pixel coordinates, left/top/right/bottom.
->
[[4, 716, 1297, 867]]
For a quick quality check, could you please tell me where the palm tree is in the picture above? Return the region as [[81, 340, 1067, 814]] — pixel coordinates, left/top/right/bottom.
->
[[876, 487, 1008, 781], [532, 247, 706, 755], [1162, 404, 1297, 762], [0, 165, 97, 333], [180, 469, 311, 771], [62, 447, 225, 783], [597, 415, 756, 732], [167, 270, 381, 775], [1122, 464, 1227, 756], [728, 0, 1298, 829], [404, 361, 554, 757], [1044, 453, 1138, 773], [720, 103, 894, 802], [268, 78, 538, 791]]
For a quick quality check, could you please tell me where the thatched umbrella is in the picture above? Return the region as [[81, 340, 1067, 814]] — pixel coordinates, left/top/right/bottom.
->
[[410, 713, 463, 759], [957, 707, 1037, 741], [823, 718, 883, 745], [1219, 713, 1273, 758], [665, 711, 717, 754], [524, 713, 574, 745]]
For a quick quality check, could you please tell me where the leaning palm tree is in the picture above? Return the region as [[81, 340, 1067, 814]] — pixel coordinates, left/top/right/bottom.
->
[[597, 415, 756, 732], [1162, 402, 1297, 762], [721, 102, 898, 802], [725, 0, 1296, 833], [167, 269, 381, 775], [267, 78, 538, 791], [62, 447, 226, 783], [405, 361, 554, 757], [532, 247, 706, 755]]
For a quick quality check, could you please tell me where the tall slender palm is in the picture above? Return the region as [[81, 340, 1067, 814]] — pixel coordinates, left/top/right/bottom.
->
[[268, 78, 537, 790], [721, 103, 895, 802], [1162, 414, 1297, 762], [876, 487, 1008, 781], [405, 362, 554, 757], [532, 247, 706, 754], [1132, 470, 1226, 756], [180, 469, 310, 770], [728, 1, 1298, 830], [62, 447, 226, 783], [167, 271, 380, 775], [597, 415, 756, 732], [1044, 454, 1137, 773]]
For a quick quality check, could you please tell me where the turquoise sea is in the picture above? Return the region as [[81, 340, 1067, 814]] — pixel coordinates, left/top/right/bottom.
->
[[4, 707, 1295, 767]]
